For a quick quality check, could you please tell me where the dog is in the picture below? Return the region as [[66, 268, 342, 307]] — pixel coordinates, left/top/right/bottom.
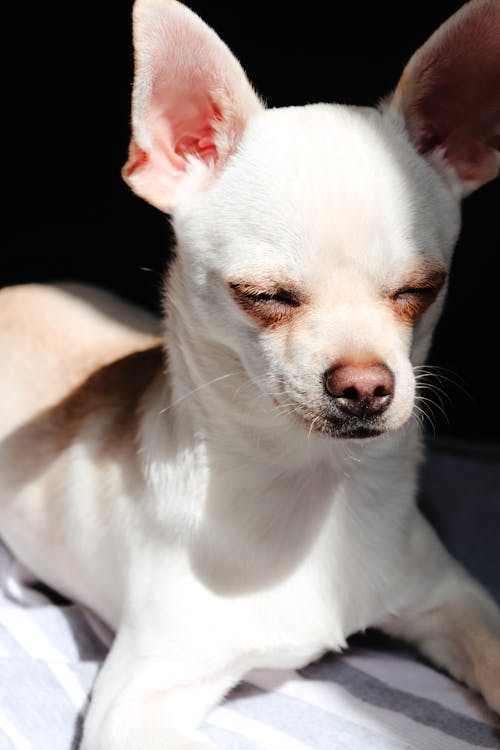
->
[[1, 0, 499, 748]]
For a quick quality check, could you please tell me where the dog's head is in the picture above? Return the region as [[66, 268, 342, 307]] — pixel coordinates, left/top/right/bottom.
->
[[123, 0, 499, 440]]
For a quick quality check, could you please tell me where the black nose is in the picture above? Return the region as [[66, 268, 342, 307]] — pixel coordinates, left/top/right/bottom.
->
[[324, 363, 394, 417]]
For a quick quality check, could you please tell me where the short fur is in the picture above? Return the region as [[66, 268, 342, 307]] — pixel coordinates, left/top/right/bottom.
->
[[1, 2, 499, 748]]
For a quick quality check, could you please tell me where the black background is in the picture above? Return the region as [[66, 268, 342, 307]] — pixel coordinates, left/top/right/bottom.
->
[[5, 1, 500, 443]]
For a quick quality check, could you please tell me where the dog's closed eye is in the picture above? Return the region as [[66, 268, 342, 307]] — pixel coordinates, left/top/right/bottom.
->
[[390, 270, 447, 323], [228, 281, 303, 329]]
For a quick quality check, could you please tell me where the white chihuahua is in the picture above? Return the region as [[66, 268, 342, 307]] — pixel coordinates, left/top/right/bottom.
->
[[1, 1, 499, 748]]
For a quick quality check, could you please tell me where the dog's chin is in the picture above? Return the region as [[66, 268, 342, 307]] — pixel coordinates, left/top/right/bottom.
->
[[318, 417, 386, 440], [284, 407, 388, 440], [271, 397, 393, 440]]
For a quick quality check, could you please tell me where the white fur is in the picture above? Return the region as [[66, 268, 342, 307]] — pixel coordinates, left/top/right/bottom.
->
[[0, 2, 499, 748]]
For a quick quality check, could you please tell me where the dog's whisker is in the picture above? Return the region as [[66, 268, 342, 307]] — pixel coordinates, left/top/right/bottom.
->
[[307, 415, 321, 441], [412, 403, 436, 438], [273, 404, 302, 418], [413, 365, 474, 403], [246, 390, 298, 408], [412, 365, 471, 429], [415, 394, 449, 422], [159, 373, 236, 414], [416, 392, 450, 420], [233, 377, 299, 406], [415, 381, 453, 402], [232, 380, 256, 400], [341, 442, 362, 465], [415, 383, 452, 415]]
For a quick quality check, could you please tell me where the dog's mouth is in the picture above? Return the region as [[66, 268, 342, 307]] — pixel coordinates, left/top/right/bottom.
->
[[319, 415, 385, 440], [272, 396, 387, 440]]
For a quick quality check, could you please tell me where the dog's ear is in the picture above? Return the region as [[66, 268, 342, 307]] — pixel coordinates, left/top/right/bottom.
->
[[122, 0, 263, 212], [388, 0, 500, 197]]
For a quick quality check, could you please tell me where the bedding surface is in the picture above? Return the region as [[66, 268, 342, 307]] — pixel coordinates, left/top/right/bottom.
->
[[0, 438, 499, 750]]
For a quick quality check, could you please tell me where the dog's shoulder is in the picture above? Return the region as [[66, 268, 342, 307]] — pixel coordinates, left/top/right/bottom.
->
[[0, 283, 164, 434], [49, 342, 166, 449]]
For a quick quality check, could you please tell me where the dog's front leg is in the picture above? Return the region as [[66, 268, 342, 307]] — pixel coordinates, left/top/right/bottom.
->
[[80, 625, 239, 750], [379, 512, 500, 714]]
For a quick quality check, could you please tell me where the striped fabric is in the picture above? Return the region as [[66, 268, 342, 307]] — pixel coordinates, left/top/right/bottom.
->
[[1, 539, 498, 750]]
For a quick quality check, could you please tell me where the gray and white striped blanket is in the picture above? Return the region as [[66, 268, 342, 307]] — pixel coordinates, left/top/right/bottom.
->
[[1, 537, 499, 750]]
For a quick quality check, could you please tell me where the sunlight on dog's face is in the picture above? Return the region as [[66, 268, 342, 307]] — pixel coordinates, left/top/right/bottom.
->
[[173, 105, 460, 439]]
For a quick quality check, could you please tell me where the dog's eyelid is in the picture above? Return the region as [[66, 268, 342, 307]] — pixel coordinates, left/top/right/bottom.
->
[[388, 270, 447, 324], [392, 270, 448, 299], [227, 280, 305, 330], [228, 281, 302, 307]]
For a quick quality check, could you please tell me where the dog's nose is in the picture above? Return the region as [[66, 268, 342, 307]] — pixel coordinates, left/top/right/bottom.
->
[[324, 363, 394, 417]]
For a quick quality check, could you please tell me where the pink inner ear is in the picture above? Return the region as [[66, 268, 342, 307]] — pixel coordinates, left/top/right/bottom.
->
[[123, 0, 262, 210], [441, 131, 500, 183], [414, 45, 500, 160], [400, 1, 500, 190], [123, 81, 223, 209], [150, 81, 222, 167]]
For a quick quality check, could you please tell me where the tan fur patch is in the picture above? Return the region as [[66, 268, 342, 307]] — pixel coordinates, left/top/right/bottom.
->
[[389, 265, 447, 324], [1, 344, 165, 489], [228, 280, 306, 330], [0, 284, 163, 422]]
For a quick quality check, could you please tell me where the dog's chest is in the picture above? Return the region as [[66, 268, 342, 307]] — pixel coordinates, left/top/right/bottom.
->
[[135, 461, 406, 671]]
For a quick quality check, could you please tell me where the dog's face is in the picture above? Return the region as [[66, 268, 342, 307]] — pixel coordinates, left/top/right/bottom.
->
[[174, 106, 458, 439], [123, 0, 499, 440]]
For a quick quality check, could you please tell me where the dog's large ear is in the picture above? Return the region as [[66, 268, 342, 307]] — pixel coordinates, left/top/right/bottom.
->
[[388, 0, 500, 197], [122, 0, 263, 212]]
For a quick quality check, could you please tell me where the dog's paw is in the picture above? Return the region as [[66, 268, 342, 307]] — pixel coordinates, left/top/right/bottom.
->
[[474, 637, 500, 715], [487, 687, 500, 716], [477, 670, 500, 716]]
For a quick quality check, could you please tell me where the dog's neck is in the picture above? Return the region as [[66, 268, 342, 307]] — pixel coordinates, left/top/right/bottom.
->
[[138, 327, 415, 597]]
